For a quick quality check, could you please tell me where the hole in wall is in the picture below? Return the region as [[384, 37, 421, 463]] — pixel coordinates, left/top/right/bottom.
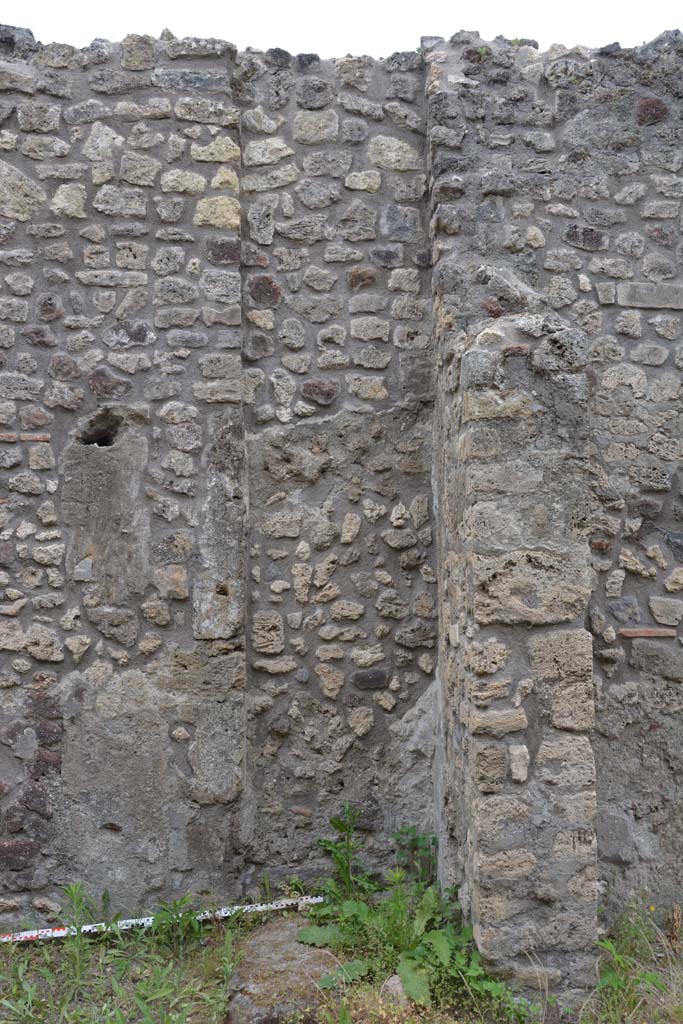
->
[[78, 410, 123, 448]]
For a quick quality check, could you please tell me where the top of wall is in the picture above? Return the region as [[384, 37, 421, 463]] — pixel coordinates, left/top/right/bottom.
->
[[1, 22, 683, 80]]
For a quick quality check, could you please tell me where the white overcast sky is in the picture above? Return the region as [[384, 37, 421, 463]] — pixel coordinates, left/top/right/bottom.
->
[[8, 0, 681, 56]]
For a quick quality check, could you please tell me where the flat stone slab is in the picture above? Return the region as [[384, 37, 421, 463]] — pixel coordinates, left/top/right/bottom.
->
[[226, 917, 336, 1023], [617, 282, 683, 309]]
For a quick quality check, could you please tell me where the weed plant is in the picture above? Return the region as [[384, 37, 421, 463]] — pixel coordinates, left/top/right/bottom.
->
[[299, 805, 535, 1020], [579, 901, 682, 1024]]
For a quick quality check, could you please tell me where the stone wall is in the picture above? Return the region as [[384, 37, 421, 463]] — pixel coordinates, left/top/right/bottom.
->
[[1, 20, 683, 1003], [237, 48, 437, 885]]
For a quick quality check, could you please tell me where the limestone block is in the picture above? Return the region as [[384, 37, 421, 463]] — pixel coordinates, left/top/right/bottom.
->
[[528, 629, 595, 731], [535, 735, 596, 790], [469, 549, 594, 625]]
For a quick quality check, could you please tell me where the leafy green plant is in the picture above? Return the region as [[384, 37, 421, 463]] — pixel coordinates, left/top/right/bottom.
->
[[585, 937, 664, 1024], [398, 922, 518, 1012], [318, 957, 371, 989], [579, 900, 677, 1024], [0, 956, 42, 1023], [217, 927, 239, 984], [393, 825, 438, 888], [317, 803, 377, 902], [303, 884, 525, 1016], [61, 881, 100, 995], [279, 874, 307, 898], [582, 905, 667, 1023], [299, 810, 532, 1020], [318, 999, 353, 1024], [150, 894, 201, 955], [259, 871, 273, 902]]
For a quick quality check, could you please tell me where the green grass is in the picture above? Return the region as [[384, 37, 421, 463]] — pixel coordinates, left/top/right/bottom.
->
[[0, 885, 240, 1024], [579, 901, 683, 1024], [2, 836, 683, 1024], [3, 893, 683, 1024]]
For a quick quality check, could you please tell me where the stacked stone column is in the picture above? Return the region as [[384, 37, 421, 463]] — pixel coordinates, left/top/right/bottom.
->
[[427, 37, 599, 998]]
